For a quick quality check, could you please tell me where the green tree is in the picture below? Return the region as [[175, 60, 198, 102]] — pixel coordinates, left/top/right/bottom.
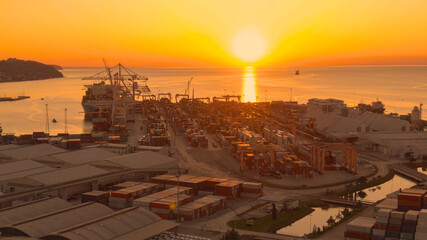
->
[[221, 228, 240, 240], [342, 207, 350, 217], [358, 190, 367, 199], [326, 216, 335, 227], [358, 176, 368, 184]]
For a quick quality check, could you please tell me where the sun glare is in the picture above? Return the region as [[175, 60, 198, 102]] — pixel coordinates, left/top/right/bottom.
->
[[232, 27, 267, 63]]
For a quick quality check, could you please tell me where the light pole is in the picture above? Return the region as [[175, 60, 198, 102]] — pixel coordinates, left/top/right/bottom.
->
[[176, 170, 181, 223]]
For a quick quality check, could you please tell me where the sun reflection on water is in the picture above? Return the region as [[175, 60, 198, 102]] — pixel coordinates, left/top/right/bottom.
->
[[242, 66, 257, 102]]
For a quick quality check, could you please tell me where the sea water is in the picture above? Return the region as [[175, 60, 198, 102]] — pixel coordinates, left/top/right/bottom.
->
[[1, 66, 426, 134]]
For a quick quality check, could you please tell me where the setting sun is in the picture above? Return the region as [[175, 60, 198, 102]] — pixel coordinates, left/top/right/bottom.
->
[[232, 27, 267, 63]]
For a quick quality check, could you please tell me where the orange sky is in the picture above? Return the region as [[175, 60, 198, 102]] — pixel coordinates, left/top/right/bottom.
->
[[1, 0, 427, 67]]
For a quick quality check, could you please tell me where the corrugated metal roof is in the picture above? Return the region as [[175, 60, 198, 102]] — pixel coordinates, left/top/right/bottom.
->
[[50, 148, 119, 165], [0, 160, 55, 182], [41, 207, 177, 240], [0, 202, 114, 238], [106, 152, 178, 170], [0, 197, 72, 226], [27, 165, 108, 185], [0, 144, 66, 160]]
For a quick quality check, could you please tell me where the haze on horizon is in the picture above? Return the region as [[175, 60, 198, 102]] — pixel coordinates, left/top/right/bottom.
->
[[1, 0, 427, 67]]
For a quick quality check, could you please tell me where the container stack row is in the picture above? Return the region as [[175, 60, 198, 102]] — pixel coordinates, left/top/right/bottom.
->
[[372, 208, 391, 240], [108, 182, 159, 209], [150, 174, 263, 199], [344, 217, 376, 240], [240, 182, 263, 198], [176, 195, 227, 221], [398, 189, 427, 211], [401, 210, 419, 240], [415, 210, 427, 240], [214, 180, 242, 200], [386, 210, 404, 239], [81, 190, 110, 205], [150, 194, 193, 220]]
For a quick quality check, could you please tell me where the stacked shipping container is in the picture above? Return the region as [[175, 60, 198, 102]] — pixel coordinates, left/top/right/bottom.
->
[[386, 210, 404, 239], [415, 209, 427, 240], [81, 190, 109, 205], [344, 217, 376, 240], [241, 182, 263, 198], [215, 181, 242, 200], [372, 208, 391, 240], [175, 195, 227, 221], [400, 210, 419, 240]]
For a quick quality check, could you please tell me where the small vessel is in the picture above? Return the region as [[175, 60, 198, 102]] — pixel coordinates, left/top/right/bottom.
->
[[295, 70, 300, 75], [52, 118, 57, 123]]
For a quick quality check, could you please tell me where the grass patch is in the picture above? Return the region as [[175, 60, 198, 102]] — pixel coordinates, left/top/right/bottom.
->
[[237, 203, 266, 217], [306, 205, 369, 239], [227, 200, 316, 233], [403, 162, 427, 170], [327, 169, 395, 197]]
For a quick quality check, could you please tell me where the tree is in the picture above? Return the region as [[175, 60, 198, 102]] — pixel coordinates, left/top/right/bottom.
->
[[272, 203, 277, 220], [342, 207, 350, 217], [336, 211, 342, 220], [358, 190, 367, 199], [358, 176, 368, 184], [221, 228, 240, 240], [326, 216, 335, 227]]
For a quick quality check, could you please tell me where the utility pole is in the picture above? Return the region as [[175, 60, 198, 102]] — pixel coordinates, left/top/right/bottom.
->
[[290, 88, 293, 102], [64, 108, 68, 134], [265, 90, 267, 102], [45, 104, 50, 135], [176, 170, 181, 223]]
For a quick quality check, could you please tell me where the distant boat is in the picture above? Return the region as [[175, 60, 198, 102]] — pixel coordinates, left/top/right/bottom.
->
[[295, 70, 300, 75], [52, 118, 57, 123], [41, 98, 44, 100]]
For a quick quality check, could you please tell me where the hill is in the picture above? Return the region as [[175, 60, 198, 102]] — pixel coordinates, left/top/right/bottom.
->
[[0, 58, 63, 82]]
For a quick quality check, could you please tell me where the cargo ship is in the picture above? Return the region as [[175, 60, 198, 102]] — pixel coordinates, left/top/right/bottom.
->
[[81, 62, 151, 131]]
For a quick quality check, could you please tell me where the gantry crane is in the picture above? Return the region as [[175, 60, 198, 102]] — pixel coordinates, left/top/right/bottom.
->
[[311, 143, 357, 175], [82, 61, 151, 126]]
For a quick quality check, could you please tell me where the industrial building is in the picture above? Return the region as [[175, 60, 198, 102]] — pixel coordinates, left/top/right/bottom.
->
[[0, 197, 178, 240], [0, 144, 179, 207], [359, 131, 427, 159], [305, 108, 413, 138]]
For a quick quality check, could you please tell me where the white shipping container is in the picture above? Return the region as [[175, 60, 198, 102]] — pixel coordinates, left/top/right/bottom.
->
[[372, 229, 386, 236], [375, 216, 389, 224], [346, 217, 375, 233], [415, 231, 427, 240], [405, 210, 419, 221], [418, 209, 427, 219], [390, 211, 405, 219], [377, 208, 392, 218]]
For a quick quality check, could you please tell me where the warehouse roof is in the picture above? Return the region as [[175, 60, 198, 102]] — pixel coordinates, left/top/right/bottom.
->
[[0, 202, 114, 238], [106, 151, 178, 171], [27, 165, 108, 185], [41, 207, 178, 240], [0, 144, 21, 151], [0, 144, 65, 160], [0, 160, 54, 182], [0, 197, 72, 226], [50, 148, 119, 165]]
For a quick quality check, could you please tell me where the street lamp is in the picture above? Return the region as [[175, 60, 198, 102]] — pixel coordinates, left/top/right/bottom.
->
[[176, 170, 181, 223]]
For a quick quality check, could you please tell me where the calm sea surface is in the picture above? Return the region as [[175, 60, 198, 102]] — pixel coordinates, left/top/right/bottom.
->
[[1, 66, 426, 134]]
